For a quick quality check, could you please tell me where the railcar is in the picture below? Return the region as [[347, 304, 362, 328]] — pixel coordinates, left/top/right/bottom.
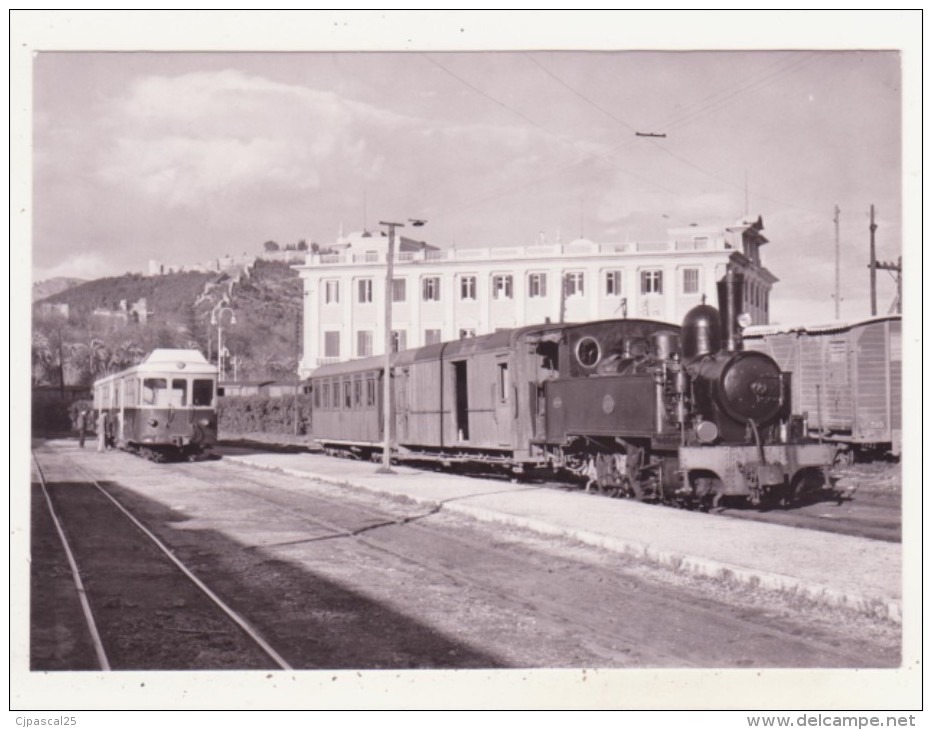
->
[[311, 271, 836, 507], [743, 315, 901, 461], [92, 349, 219, 461]]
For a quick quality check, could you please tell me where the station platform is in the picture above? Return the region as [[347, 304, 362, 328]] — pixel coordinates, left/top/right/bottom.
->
[[225, 451, 902, 623]]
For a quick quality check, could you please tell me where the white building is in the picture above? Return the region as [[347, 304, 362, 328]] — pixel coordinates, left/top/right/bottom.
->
[[295, 217, 777, 375]]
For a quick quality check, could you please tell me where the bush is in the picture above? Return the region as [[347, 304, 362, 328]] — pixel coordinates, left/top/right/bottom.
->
[[217, 394, 313, 436]]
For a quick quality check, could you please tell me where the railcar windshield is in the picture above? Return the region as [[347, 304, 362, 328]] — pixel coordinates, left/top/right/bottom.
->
[[142, 378, 167, 406], [141, 377, 189, 407], [170, 379, 187, 407], [192, 379, 214, 407]]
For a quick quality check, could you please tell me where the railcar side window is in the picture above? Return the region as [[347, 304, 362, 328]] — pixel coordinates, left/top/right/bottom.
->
[[354, 378, 362, 407], [142, 378, 168, 406], [192, 379, 214, 407], [344, 380, 352, 409], [321, 383, 330, 410], [366, 377, 376, 407], [171, 379, 188, 406]]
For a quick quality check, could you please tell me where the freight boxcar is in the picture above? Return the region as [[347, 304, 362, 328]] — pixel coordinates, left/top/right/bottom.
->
[[743, 315, 901, 459]]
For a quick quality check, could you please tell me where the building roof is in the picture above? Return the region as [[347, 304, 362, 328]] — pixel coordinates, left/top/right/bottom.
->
[[743, 314, 901, 338]]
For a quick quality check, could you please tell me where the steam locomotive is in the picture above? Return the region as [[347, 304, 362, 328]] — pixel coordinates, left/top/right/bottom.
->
[[310, 270, 836, 507]]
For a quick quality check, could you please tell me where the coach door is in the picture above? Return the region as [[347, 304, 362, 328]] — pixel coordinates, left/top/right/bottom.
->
[[494, 357, 513, 447]]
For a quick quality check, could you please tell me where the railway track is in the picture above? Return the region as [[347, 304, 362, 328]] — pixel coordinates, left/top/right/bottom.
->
[[31, 451, 291, 671], [30, 441, 901, 669]]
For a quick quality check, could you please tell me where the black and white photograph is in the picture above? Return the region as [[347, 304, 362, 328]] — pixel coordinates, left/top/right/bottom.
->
[[12, 9, 921, 718]]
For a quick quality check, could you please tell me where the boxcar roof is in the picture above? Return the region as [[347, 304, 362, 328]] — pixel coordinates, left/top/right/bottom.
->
[[744, 314, 901, 339]]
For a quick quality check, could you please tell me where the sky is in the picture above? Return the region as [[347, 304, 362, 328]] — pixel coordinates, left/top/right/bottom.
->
[[28, 14, 911, 324]]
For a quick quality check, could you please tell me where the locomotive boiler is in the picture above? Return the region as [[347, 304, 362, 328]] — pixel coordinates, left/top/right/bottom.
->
[[310, 270, 836, 508]]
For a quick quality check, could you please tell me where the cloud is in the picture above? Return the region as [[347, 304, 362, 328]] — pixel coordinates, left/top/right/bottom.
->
[[96, 70, 413, 208], [34, 252, 126, 283]]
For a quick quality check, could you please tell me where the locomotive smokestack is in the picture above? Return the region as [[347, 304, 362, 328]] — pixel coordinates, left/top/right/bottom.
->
[[716, 270, 744, 352]]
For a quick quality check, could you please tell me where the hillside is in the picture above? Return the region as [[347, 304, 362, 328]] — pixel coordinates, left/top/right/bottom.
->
[[32, 277, 86, 301], [40, 271, 215, 322], [32, 259, 304, 386]]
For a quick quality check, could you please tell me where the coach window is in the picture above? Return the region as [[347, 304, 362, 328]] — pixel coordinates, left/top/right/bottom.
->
[[313, 384, 321, 409], [332, 380, 341, 409], [497, 362, 510, 402], [321, 383, 330, 410], [142, 378, 167, 406], [192, 379, 214, 407], [354, 377, 362, 407], [366, 377, 376, 407], [344, 379, 352, 409], [125, 378, 139, 406]]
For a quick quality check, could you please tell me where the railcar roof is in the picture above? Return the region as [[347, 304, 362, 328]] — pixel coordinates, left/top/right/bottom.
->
[[310, 317, 678, 378], [94, 349, 217, 384], [743, 314, 900, 338]]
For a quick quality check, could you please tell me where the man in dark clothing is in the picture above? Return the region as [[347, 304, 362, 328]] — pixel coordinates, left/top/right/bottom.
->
[[76, 410, 88, 448]]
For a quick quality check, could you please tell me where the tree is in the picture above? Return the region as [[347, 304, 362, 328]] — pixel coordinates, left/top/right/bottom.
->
[[263, 240, 280, 252], [297, 240, 308, 251]]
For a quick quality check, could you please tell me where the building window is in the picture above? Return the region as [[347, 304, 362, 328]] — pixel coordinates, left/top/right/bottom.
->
[[422, 277, 441, 302], [605, 270, 623, 296], [459, 328, 476, 340], [392, 278, 406, 303], [682, 268, 700, 295], [324, 280, 340, 304], [641, 269, 663, 295], [391, 329, 407, 352], [460, 275, 477, 301], [492, 275, 513, 300], [357, 279, 373, 304], [424, 329, 442, 345], [357, 330, 373, 358], [564, 272, 585, 297], [528, 272, 548, 298], [324, 331, 340, 358]]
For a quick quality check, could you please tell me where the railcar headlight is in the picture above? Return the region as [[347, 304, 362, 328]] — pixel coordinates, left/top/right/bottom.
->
[[198, 418, 211, 427], [737, 312, 753, 329], [148, 418, 159, 427]]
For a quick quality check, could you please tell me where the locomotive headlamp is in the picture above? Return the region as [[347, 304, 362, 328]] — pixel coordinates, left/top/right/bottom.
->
[[198, 418, 211, 427], [695, 420, 719, 444], [737, 312, 753, 329], [148, 418, 159, 427]]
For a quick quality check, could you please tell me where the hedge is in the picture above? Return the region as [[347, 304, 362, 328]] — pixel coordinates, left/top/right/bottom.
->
[[217, 394, 313, 436]]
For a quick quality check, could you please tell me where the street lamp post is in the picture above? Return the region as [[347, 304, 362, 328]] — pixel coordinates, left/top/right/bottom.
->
[[210, 305, 237, 381], [377, 221, 404, 474]]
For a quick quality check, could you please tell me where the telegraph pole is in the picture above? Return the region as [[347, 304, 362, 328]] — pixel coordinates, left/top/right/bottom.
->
[[833, 205, 841, 319], [869, 204, 878, 316], [377, 220, 404, 474]]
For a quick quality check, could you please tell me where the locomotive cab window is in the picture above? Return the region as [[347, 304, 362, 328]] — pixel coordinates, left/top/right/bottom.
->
[[192, 379, 214, 407], [575, 336, 602, 368]]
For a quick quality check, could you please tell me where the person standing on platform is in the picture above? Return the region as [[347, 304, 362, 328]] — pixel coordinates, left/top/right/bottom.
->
[[76, 409, 87, 448], [97, 410, 109, 452]]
